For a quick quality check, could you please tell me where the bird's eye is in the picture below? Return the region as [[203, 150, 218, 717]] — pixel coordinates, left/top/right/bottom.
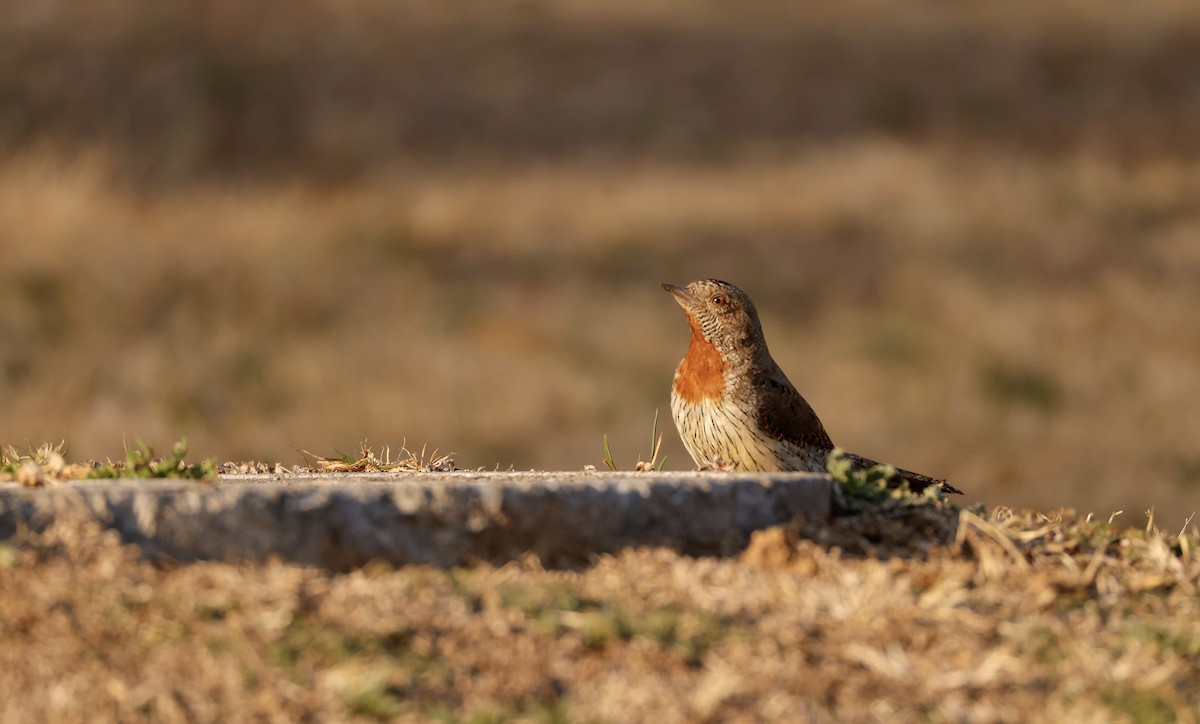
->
[[711, 295, 726, 306]]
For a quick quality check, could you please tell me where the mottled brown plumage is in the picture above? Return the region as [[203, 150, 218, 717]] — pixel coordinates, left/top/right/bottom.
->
[[663, 279, 961, 496]]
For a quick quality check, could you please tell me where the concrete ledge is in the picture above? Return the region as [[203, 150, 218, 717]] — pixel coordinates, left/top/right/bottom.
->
[[0, 471, 835, 569]]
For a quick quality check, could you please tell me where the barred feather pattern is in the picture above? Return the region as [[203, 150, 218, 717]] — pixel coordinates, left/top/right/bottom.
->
[[670, 386, 828, 473]]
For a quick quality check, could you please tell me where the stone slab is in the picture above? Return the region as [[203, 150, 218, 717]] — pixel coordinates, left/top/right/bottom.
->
[[0, 471, 835, 569]]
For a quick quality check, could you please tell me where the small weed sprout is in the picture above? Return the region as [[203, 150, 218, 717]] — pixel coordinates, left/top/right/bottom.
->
[[88, 438, 217, 481], [602, 410, 668, 472]]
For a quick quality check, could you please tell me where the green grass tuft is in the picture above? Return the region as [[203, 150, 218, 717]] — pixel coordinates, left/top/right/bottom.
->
[[826, 447, 947, 512], [601, 409, 668, 472], [87, 439, 217, 481]]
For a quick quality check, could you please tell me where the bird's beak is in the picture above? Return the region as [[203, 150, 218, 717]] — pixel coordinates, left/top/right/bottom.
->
[[661, 282, 699, 308]]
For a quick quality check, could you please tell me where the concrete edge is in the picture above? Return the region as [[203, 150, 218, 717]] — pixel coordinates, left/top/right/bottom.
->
[[0, 471, 836, 569]]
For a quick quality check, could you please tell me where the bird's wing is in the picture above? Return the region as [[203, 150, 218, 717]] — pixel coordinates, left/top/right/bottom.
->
[[844, 452, 963, 496], [753, 365, 836, 450]]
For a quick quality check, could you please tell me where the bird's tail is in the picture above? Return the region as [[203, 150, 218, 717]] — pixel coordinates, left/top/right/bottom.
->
[[843, 452, 963, 496]]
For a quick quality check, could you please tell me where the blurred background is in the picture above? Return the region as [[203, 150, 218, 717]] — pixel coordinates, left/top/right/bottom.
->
[[1, 0, 1197, 523]]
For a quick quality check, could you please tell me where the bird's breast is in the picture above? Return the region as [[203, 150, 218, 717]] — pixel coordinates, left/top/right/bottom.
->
[[673, 325, 727, 403]]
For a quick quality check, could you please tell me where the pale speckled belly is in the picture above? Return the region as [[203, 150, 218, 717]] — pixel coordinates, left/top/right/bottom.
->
[[670, 389, 826, 473]]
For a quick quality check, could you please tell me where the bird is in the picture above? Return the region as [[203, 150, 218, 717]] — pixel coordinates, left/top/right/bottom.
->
[[662, 279, 961, 496]]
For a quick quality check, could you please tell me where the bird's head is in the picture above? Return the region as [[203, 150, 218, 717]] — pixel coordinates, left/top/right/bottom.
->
[[662, 279, 768, 358]]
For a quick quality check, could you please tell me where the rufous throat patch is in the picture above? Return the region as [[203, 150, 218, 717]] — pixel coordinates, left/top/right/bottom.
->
[[673, 317, 726, 402]]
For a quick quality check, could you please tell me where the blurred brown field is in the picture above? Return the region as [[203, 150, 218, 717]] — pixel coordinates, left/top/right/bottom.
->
[[3, 510, 1198, 721], [1, 0, 1198, 523]]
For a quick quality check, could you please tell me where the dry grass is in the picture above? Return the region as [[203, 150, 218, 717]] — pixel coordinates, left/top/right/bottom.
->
[[299, 441, 458, 474], [2, 0, 1200, 524], [2, 506, 1197, 722], [0, 442, 92, 485], [6, 2, 1200, 717]]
